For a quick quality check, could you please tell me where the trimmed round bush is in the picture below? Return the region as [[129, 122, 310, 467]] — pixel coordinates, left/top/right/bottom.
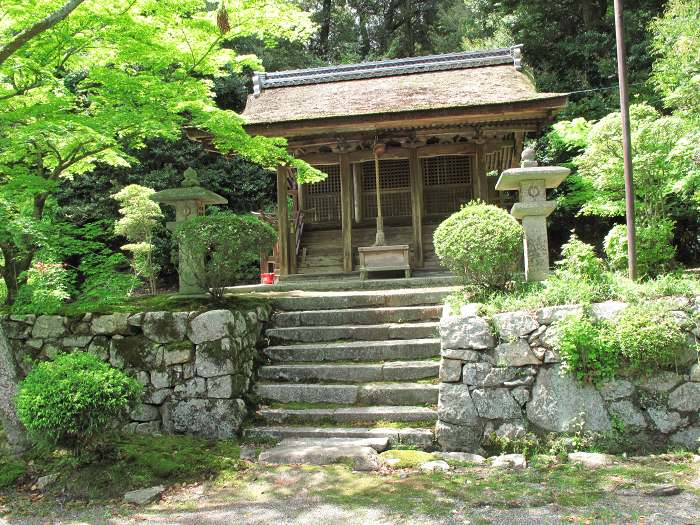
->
[[604, 221, 676, 278], [16, 352, 142, 450], [433, 201, 523, 290]]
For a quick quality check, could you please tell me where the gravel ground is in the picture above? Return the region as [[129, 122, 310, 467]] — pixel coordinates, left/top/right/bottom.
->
[[2, 485, 698, 525]]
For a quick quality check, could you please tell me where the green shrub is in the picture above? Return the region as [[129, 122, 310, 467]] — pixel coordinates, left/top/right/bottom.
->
[[604, 221, 676, 278], [602, 302, 689, 373], [556, 315, 618, 383], [543, 235, 614, 306], [11, 261, 72, 315], [174, 211, 276, 298], [433, 201, 523, 291], [16, 352, 142, 452]]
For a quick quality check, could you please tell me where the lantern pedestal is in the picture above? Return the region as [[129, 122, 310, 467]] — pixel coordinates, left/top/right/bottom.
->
[[495, 149, 569, 282]]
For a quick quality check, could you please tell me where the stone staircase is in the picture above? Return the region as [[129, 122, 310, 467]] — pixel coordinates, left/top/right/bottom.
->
[[243, 287, 455, 455]]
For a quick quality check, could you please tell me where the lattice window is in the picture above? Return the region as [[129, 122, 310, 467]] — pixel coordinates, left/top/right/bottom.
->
[[361, 159, 410, 191], [362, 192, 413, 219], [305, 164, 341, 223], [422, 155, 473, 186], [424, 187, 473, 214], [485, 146, 515, 174], [307, 164, 340, 194], [360, 158, 412, 219]]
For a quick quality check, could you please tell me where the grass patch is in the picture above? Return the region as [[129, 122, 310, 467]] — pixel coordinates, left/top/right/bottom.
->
[[0, 292, 269, 316], [447, 271, 700, 316], [379, 449, 437, 468], [1, 433, 243, 502]]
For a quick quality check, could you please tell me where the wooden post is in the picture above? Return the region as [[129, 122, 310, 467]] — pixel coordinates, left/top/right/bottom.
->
[[276, 165, 290, 276], [340, 152, 353, 272], [474, 142, 489, 202], [409, 148, 424, 268], [513, 132, 525, 168], [353, 163, 363, 223]]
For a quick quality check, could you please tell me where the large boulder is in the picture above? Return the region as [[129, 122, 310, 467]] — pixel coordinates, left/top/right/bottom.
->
[[161, 398, 246, 439], [669, 425, 700, 450], [668, 383, 700, 413], [462, 363, 520, 387], [91, 313, 130, 335], [526, 365, 611, 432], [142, 312, 189, 343], [607, 400, 647, 430], [493, 340, 541, 366], [438, 383, 479, 426], [492, 311, 539, 340], [440, 315, 495, 350], [32, 315, 67, 339], [647, 407, 688, 434], [471, 388, 522, 420], [188, 310, 245, 344], [436, 420, 483, 452]]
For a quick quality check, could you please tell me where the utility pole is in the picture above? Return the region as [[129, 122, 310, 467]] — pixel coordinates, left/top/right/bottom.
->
[[613, 0, 637, 280]]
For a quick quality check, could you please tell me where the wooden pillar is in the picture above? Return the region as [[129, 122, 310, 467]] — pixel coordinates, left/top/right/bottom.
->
[[276, 165, 290, 276], [513, 132, 525, 168], [340, 153, 353, 272], [353, 163, 363, 223], [474, 142, 489, 202], [409, 148, 424, 268]]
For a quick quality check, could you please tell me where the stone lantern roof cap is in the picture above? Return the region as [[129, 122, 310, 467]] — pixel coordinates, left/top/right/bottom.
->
[[151, 186, 228, 206], [495, 166, 570, 191]]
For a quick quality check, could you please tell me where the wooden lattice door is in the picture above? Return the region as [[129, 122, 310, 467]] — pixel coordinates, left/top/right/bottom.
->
[[421, 154, 474, 216]]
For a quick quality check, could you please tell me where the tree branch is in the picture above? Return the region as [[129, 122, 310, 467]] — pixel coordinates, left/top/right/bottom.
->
[[0, 0, 87, 67]]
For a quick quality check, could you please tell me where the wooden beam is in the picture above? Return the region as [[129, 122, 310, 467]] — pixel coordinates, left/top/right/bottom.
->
[[474, 143, 489, 202], [276, 165, 290, 276], [409, 148, 424, 268], [340, 153, 353, 272]]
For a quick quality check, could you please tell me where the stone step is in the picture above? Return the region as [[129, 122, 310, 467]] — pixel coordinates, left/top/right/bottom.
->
[[263, 338, 440, 362], [271, 305, 443, 328], [225, 274, 458, 294], [258, 361, 439, 383], [255, 382, 439, 405], [243, 425, 434, 448], [259, 444, 380, 471], [257, 405, 438, 425], [277, 437, 390, 452], [265, 287, 455, 311], [266, 321, 439, 344]]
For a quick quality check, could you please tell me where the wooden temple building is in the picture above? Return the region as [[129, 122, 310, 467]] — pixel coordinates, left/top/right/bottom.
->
[[241, 46, 568, 278]]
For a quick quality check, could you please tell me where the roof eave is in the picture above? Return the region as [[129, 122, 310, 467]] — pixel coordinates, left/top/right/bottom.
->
[[243, 94, 569, 137]]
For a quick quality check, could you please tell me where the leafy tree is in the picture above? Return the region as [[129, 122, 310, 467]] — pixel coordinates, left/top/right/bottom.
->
[[113, 184, 164, 294], [0, 0, 322, 305]]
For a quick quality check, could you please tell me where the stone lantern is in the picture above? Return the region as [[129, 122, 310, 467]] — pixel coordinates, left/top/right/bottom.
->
[[151, 168, 228, 293], [495, 148, 570, 281]]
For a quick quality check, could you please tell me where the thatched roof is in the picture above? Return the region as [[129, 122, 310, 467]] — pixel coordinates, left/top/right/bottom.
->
[[242, 47, 567, 126]]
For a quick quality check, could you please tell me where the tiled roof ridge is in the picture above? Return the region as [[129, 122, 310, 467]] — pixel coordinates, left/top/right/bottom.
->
[[252, 45, 523, 96]]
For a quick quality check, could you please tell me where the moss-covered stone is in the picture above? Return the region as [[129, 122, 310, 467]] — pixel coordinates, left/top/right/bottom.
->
[[110, 336, 163, 370]]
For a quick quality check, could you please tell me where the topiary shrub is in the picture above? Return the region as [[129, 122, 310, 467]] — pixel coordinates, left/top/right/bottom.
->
[[173, 211, 277, 298], [604, 221, 676, 278], [601, 302, 689, 373], [433, 201, 523, 291], [16, 352, 141, 452]]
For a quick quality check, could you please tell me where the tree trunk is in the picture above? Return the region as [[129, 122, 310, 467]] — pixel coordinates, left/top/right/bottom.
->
[[318, 0, 332, 59], [0, 325, 29, 455]]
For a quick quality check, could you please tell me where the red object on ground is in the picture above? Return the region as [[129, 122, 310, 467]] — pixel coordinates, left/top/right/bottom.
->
[[260, 273, 276, 285]]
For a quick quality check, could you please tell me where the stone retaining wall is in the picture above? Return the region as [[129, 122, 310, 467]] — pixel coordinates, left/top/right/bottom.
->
[[1, 306, 271, 439], [437, 299, 700, 452]]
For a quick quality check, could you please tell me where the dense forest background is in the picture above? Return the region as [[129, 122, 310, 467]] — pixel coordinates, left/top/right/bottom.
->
[[8, 0, 699, 306]]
